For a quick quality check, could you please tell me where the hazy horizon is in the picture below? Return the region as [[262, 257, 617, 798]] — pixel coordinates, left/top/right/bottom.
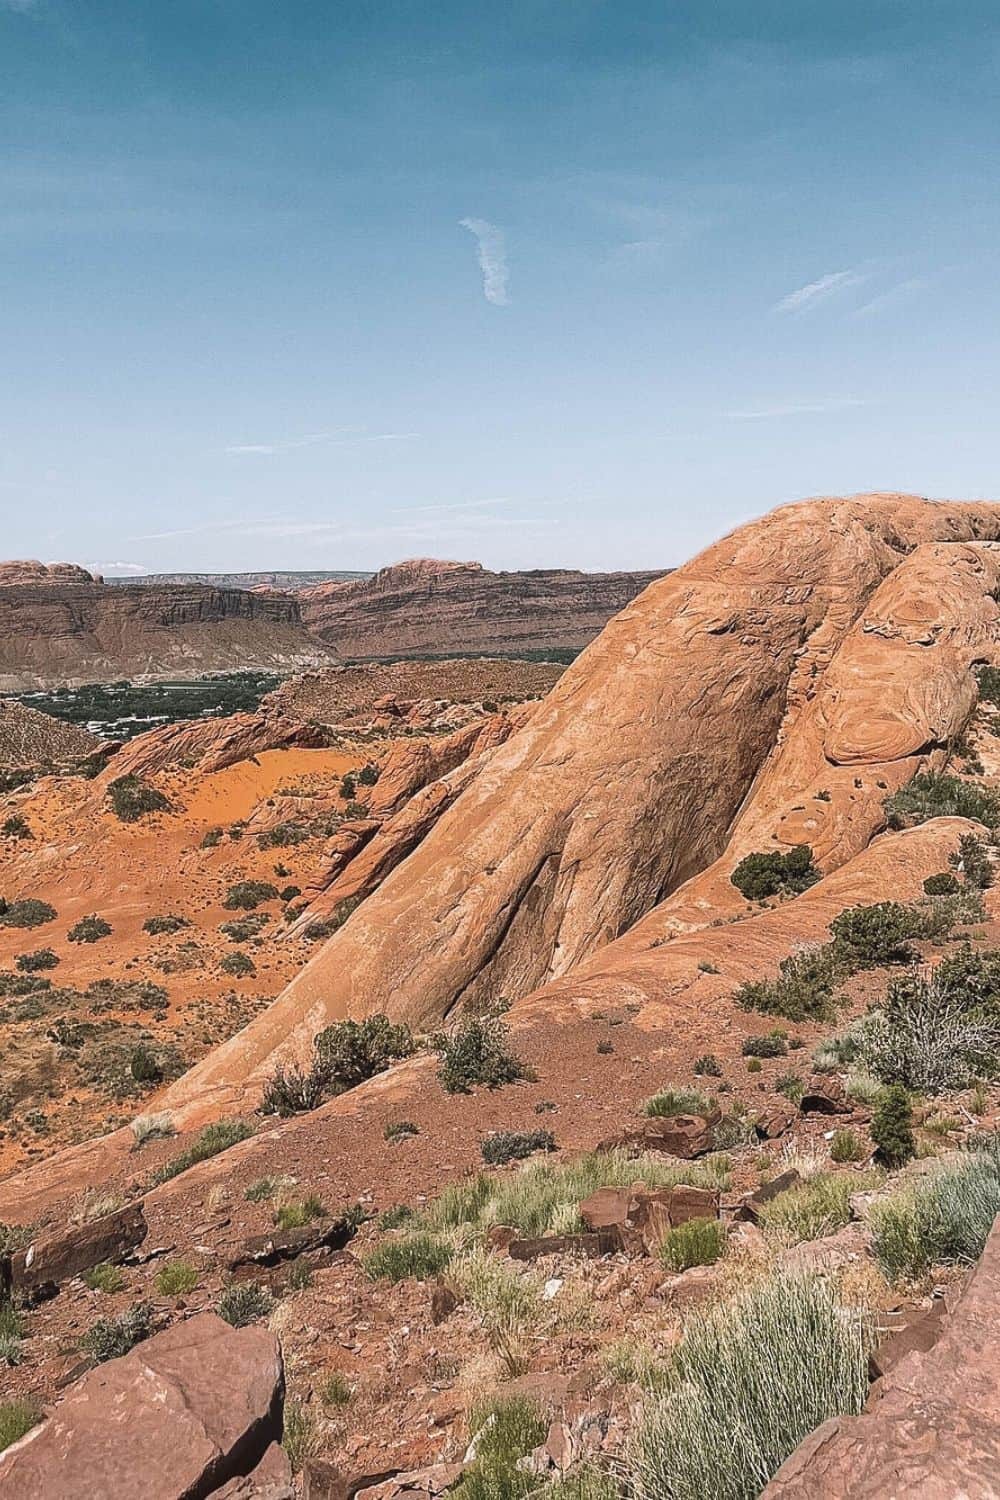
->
[[3, 2, 1000, 574]]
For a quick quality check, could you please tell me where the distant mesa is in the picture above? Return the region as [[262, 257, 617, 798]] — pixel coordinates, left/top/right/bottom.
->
[[0, 559, 98, 586]]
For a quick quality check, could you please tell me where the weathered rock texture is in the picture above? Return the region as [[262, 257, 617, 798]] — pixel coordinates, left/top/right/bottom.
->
[[264, 659, 563, 726], [0, 1312, 284, 1499], [0, 575, 334, 691], [298, 558, 663, 658], [166, 495, 1000, 1078], [91, 711, 331, 786], [763, 1213, 1000, 1498], [0, 698, 98, 770]]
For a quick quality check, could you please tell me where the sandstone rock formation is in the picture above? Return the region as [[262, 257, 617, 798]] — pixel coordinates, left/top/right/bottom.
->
[[297, 558, 664, 658], [0, 560, 98, 586], [0, 698, 99, 770], [763, 1213, 1000, 1497], [0, 575, 334, 691], [0, 1312, 285, 1499], [263, 659, 564, 726], [91, 711, 332, 786], [165, 494, 1000, 1086]]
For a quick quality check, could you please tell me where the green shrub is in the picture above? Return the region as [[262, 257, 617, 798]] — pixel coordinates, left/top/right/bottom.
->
[[155, 1259, 200, 1295], [829, 902, 922, 967], [774, 1072, 803, 1103], [0, 899, 56, 929], [81, 1302, 153, 1362], [357, 762, 380, 786], [870, 1084, 916, 1167], [344, 801, 368, 819], [339, 773, 357, 799], [627, 1273, 872, 1500], [454, 1395, 547, 1500], [384, 1120, 419, 1143], [693, 1053, 722, 1077], [84, 1262, 125, 1293], [745, 1057, 762, 1073], [830, 1129, 865, 1163], [256, 822, 309, 850], [758, 1171, 877, 1246], [885, 771, 1000, 830], [68, 914, 112, 944], [272, 1193, 327, 1231], [220, 950, 255, 977], [2, 815, 32, 840], [856, 975, 1000, 1093], [481, 1129, 556, 1165], [363, 1231, 453, 1283], [260, 1062, 327, 1117], [220, 913, 269, 942], [741, 1031, 787, 1058], [279, 885, 301, 903], [107, 775, 171, 823], [314, 1013, 415, 1093], [223, 880, 278, 911], [660, 1217, 726, 1272], [218, 1282, 272, 1327], [15, 948, 58, 973], [923, 871, 960, 896], [644, 1087, 713, 1119], [952, 831, 994, 889], [152, 1119, 254, 1183], [377, 1204, 414, 1230], [320, 1370, 354, 1408], [0, 1400, 40, 1453], [435, 1008, 529, 1094], [872, 1138, 1000, 1280], [142, 914, 189, 935], [200, 827, 223, 848], [730, 845, 819, 901], [735, 946, 840, 1023]]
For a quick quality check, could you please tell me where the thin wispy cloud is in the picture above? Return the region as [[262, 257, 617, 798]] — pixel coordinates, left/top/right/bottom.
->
[[459, 218, 510, 305], [86, 560, 147, 576], [854, 276, 929, 318], [130, 511, 556, 546], [728, 397, 866, 421], [773, 269, 869, 314], [224, 428, 417, 456]]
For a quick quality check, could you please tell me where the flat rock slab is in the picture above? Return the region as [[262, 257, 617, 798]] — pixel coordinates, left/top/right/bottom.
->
[[763, 1214, 1000, 1497], [0, 1311, 284, 1500], [4, 1203, 147, 1301]]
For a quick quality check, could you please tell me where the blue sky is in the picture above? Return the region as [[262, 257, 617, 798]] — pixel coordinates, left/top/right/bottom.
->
[[2, 1, 999, 574]]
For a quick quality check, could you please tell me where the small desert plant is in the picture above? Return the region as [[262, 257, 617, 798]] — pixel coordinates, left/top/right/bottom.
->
[[923, 871, 960, 896], [0, 1400, 40, 1453], [856, 976, 1000, 1093], [357, 762, 380, 786], [15, 948, 59, 972], [155, 1259, 200, 1295], [757, 1171, 876, 1246], [142, 913, 189, 935], [220, 913, 269, 942], [644, 1087, 713, 1118], [274, 1193, 325, 1230], [282, 1398, 320, 1472], [0, 1306, 23, 1367], [870, 1084, 916, 1167], [885, 771, 1000, 830], [223, 880, 279, 911], [218, 1282, 272, 1327], [68, 914, 112, 944], [774, 1072, 803, 1102], [830, 1129, 865, 1163], [320, 1370, 354, 1408], [363, 1231, 453, 1283], [384, 1119, 419, 1143], [2, 814, 32, 839], [480, 1128, 556, 1165], [152, 1119, 254, 1184], [339, 773, 357, 799], [107, 774, 171, 823], [0, 899, 56, 929], [871, 1137, 1000, 1280], [220, 950, 255, 977], [260, 1062, 327, 1117], [829, 902, 922, 968], [741, 1031, 787, 1058], [952, 831, 994, 889], [377, 1204, 414, 1230], [200, 827, 223, 848], [459, 1394, 547, 1500], [735, 945, 840, 1023], [314, 1013, 415, 1092], [81, 1302, 153, 1362], [130, 1112, 175, 1147], [627, 1273, 872, 1500], [693, 1053, 722, 1077], [435, 1007, 529, 1093], [730, 845, 819, 901], [84, 1262, 125, 1293], [660, 1217, 726, 1272]]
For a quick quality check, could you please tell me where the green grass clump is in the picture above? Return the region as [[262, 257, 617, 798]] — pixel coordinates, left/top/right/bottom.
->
[[377, 1204, 414, 1230], [384, 1119, 419, 1143], [154, 1259, 200, 1295], [320, 1370, 354, 1408], [81, 1302, 152, 1362], [871, 1137, 1000, 1281], [363, 1232, 453, 1283], [660, 1218, 726, 1272], [282, 1397, 320, 1472], [758, 1171, 879, 1247], [644, 1087, 713, 1119], [628, 1273, 872, 1500], [84, 1262, 125, 1293], [217, 1282, 272, 1327], [152, 1119, 254, 1184], [0, 1400, 40, 1453], [830, 1129, 865, 1164], [452, 1395, 547, 1500], [480, 1128, 556, 1165], [0, 1305, 23, 1367], [274, 1194, 325, 1230]]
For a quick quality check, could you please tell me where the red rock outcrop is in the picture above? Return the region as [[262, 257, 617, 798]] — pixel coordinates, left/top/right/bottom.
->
[[92, 711, 332, 785], [0, 560, 98, 586], [0, 578, 334, 691], [298, 558, 664, 658], [762, 1213, 1000, 1497]]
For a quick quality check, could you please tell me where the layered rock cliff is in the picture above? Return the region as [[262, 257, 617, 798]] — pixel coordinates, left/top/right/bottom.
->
[[0, 569, 335, 690], [298, 558, 665, 658]]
